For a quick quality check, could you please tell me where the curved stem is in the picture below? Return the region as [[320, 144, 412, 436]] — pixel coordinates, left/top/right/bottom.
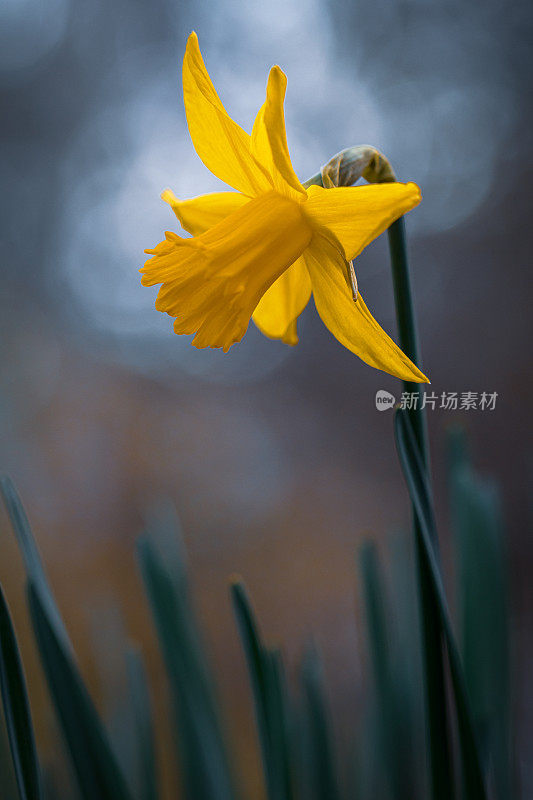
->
[[387, 218, 429, 467], [386, 218, 454, 800], [303, 157, 455, 798]]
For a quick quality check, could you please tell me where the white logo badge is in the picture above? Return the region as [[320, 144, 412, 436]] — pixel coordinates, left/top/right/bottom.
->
[[375, 390, 396, 411]]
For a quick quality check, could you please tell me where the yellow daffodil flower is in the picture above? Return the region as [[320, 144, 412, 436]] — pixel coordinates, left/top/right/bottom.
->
[[141, 32, 428, 383]]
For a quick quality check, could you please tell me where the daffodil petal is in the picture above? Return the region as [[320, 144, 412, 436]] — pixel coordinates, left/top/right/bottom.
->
[[304, 235, 429, 382], [303, 182, 421, 261], [142, 191, 312, 352], [252, 256, 311, 344], [162, 189, 249, 236], [251, 66, 306, 201], [183, 32, 272, 196]]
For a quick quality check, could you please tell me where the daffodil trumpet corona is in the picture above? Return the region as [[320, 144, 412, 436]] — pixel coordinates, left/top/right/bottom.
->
[[141, 32, 429, 383]]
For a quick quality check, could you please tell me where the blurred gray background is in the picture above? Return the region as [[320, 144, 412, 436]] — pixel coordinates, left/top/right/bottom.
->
[[1, 0, 532, 795]]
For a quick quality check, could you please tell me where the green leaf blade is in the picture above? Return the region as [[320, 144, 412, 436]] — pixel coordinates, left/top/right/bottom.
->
[[137, 527, 236, 800], [0, 583, 42, 800], [1, 478, 132, 800], [299, 646, 340, 800], [27, 582, 133, 800], [126, 648, 158, 800], [394, 409, 488, 800], [231, 580, 297, 800], [448, 429, 512, 799]]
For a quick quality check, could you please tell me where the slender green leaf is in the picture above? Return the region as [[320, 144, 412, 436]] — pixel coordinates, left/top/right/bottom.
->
[[263, 648, 295, 800], [357, 540, 393, 799], [0, 477, 70, 653], [299, 645, 340, 800], [137, 526, 236, 800], [394, 409, 488, 799], [0, 583, 42, 800], [230, 581, 272, 794], [387, 530, 426, 799], [0, 707, 20, 800], [27, 581, 132, 800], [448, 429, 511, 799], [359, 543, 389, 683], [126, 648, 158, 800], [1, 478, 131, 800], [358, 540, 418, 799], [230, 581, 295, 800]]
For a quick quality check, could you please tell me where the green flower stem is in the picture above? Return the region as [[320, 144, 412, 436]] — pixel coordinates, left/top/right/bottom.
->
[[304, 161, 454, 799], [386, 218, 454, 800], [386, 218, 428, 462]]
